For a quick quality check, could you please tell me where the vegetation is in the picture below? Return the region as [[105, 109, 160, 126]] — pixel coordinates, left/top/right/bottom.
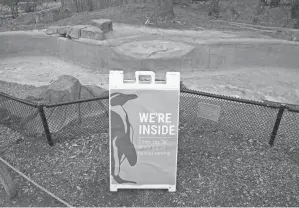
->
[[0, 0, 59, 21], [55, 0, 299, 28], [3, 0, 19, 18]]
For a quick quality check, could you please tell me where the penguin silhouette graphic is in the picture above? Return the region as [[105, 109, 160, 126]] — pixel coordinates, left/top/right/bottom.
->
[[110, 92, 138, 184]]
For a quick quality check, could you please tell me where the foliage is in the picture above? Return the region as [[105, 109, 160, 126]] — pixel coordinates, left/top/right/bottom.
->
[[23, 1, 37, 13], [3, 0, 19, 18], [208, 0, 220, 18]]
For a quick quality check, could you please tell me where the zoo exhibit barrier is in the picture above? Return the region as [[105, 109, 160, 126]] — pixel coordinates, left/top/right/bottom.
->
[[0, 89, 299, 148]]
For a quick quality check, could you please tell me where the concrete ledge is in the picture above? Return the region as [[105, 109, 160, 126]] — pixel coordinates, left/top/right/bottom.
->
[[1, 31, 299, 74]]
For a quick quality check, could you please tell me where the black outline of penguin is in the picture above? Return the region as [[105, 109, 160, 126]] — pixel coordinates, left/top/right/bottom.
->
[[110, 92, 138, 184]]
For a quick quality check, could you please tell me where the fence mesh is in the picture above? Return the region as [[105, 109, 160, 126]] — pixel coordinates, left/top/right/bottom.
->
[[0, 94, 42, 138], [180, 91, 280, 146], [0, 89, 298, 148], [276, 109, 299, 148], [45, 98, 109, 143]]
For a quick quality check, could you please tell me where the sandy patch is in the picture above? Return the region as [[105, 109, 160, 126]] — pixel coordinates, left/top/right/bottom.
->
[[0, 56, 109, 89], [113, 40, 194, 59]]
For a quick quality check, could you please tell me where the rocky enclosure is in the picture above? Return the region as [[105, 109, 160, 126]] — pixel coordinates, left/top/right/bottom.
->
[[45, 19, 113, 41]]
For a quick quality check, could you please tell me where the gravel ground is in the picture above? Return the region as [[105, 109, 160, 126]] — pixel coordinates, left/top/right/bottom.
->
[[0, 115, 298, 207]]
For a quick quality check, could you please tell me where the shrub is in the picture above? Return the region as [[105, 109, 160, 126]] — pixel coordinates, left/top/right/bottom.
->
[[23, 1, 37, 12], [3, 0, 19, 18]]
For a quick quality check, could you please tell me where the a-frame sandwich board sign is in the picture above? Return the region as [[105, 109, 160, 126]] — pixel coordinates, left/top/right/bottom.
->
[[109, 70, 180, 192]]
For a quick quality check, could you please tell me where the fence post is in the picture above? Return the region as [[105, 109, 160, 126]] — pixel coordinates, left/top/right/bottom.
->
[[269, 105, 285, 147], [38, 105, 54, 146]]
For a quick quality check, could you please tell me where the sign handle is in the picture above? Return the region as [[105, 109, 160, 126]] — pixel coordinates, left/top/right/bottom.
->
[[135, 71, 155, 84]]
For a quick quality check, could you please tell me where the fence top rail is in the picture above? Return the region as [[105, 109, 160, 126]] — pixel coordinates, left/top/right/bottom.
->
[[0, 91, 38, 108], [285, 104, 299, 113], [45, 96, 109, 108], [181, 89, 284, 109]]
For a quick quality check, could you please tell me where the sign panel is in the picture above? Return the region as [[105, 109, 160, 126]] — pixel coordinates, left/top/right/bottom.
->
[[109, 71, 180, 192], [197, 102, 221, 122]]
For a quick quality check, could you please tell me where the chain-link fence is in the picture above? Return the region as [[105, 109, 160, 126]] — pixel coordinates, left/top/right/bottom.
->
[[0, 89, 298, 148], [0, 92, 41, 138]]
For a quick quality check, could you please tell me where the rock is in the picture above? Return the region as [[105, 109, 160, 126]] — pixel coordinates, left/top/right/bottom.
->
[[259, 151, 265, 156], [24, 75, 108, 133], [25, 86, 48, 102], [91, 19, 113, 33], [45, 26, 58, 35], [81, 26, 105, 40], [57, 26, 71, 36], [66, 25, 88, 39]]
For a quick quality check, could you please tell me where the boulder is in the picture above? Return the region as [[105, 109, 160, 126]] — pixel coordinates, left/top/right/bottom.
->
[[66, 25, 88, 39], [24, 75, 108, 134], [45, 26, 58, 35], [81, 26, 105, 40], [25, 86, 49, 102], [91, 19, 113, 33], [57, 26, 72, 36]]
